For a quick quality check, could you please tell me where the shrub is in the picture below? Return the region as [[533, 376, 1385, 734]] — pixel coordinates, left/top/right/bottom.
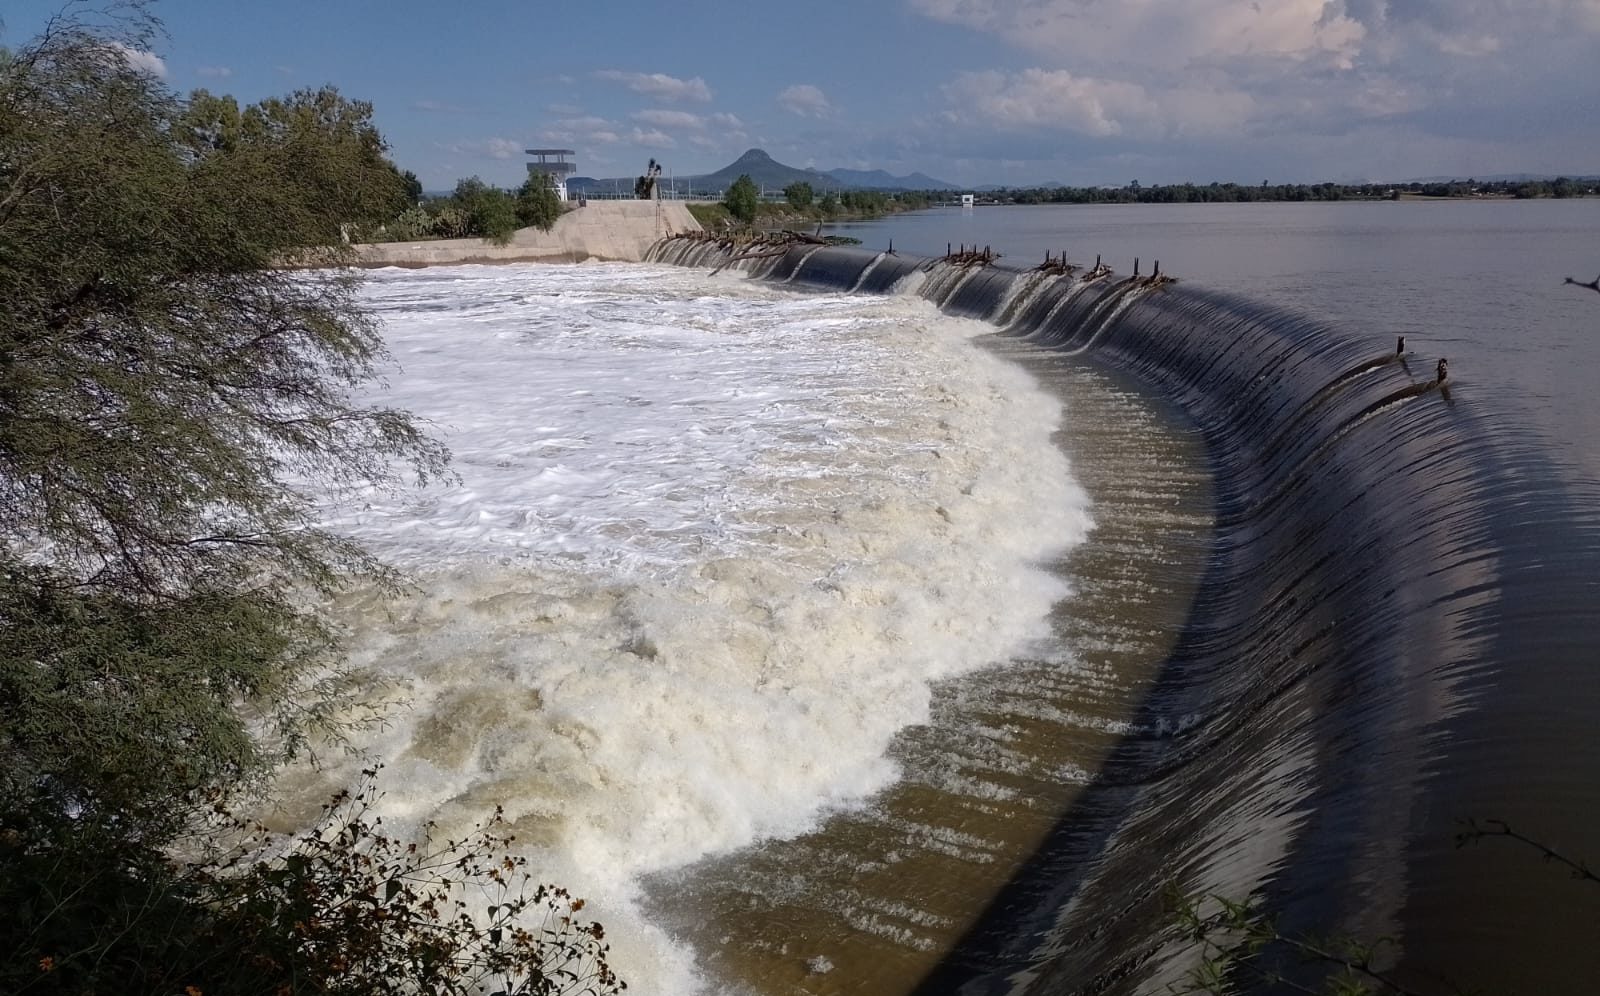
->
[[723, 174, 759, 223], [386, 205, 435, 241], [783, 180, 814, 210], [452, 177, 520, 245], [2, 771, 627, 996], [517, 175, 564, 232]]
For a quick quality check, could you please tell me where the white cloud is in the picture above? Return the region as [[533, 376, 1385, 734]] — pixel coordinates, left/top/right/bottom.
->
[[628, 127, 677, 149], [777, 83, 832, 118], [558, 116, 616, 132], [594, 70, 712, 102], [909, 0, 1366, 71], [440, 137, 525, 160], [940, 68, 1255, 139], [547, 102, 583, 115], [632, 109, 704, 128], [486, 138, 523, 159], [196, 65, 232, 79], [538, 116, 625, 147], [413, 99, 467, 113], [710, 112, 745, 129], [106, 42, 166, 78], [910, 0, 1600, 166]]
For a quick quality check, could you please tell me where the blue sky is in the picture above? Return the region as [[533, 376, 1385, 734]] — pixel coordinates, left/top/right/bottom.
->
[[5, 0, 1598, 188]]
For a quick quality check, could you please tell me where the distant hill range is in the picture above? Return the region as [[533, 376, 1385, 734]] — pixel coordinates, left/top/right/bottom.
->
[[567, 148, 959, 195]]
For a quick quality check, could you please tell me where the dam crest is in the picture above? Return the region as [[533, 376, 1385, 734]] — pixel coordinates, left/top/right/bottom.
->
[[645, 235, 1590, 993]]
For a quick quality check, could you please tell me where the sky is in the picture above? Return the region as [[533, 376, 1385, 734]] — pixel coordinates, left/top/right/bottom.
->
[[4, 0, 1598, 188]]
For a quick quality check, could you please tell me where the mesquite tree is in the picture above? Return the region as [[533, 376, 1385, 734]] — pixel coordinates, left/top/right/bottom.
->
[[0, 5, 444, 841]]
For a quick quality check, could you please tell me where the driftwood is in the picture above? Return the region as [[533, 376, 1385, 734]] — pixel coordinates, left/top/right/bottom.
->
[[704, 230, 856, 274], [1035, 250, 1077, 275], [663, 230, 1178, 286], [1083, 254, 1114, 281], [1565, 274, 1600, 294], [940, 243, 999, 268]]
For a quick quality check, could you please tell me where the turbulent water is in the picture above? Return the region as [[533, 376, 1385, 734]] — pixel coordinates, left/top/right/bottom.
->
[[287, 262, 1089, 992], [276, 201, 1600, 996], [648, 226, 1600, 996]]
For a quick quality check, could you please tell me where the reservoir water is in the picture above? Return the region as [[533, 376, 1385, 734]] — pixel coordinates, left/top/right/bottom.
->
[[296, 200, 1600, 995]]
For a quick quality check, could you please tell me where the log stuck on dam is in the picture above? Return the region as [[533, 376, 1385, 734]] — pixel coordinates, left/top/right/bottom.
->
[[645, 234, 1600, 994]]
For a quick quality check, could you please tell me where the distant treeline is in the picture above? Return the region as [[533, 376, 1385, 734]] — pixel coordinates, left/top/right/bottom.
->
[[976, 176, 1600, 205]]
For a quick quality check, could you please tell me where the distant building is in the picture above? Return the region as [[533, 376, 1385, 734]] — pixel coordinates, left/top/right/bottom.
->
[[527, 148, 577, 201], [961, 193, 975, 207]]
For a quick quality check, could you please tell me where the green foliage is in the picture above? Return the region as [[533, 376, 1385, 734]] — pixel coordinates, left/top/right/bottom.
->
[[401, 168, 424, 205], [452, 176, 520, 245], [685, 202, 728, 228], [784, 180, 814, 210], [2, 771, 626, 995], [724, 173, 759, 223], [517, 173, 564, 232], [818, 191, 839, 217], [838, 189, 889, 216], [174, 85, 414, 245], [0, 570, 329, 842], [0, 0, 444, 902], [428, 201, 471, 239], [0, 7, 625, 993], [386, 205, 436, 241]]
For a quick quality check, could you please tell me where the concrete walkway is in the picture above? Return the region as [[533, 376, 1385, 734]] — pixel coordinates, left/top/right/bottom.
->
[[353, 200, 702, 267]]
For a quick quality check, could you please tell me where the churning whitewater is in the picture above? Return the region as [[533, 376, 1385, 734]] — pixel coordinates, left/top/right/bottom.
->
[[287, 261, 1090, 992]]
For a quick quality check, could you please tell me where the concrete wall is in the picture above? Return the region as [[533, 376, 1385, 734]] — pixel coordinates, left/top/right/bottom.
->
[[352, 200, 701, 267]]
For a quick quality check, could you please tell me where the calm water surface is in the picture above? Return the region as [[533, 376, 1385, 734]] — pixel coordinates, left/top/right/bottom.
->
[[826, 201, 1600, 482]]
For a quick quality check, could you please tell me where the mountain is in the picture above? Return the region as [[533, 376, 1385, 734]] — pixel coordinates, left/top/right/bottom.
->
[[568, 149, 958, 195], [824, 166, 959, 191], [689, 148, 842, 193]]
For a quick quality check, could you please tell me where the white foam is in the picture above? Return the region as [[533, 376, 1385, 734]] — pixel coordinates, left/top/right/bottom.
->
[[290, 262, 1092, 993]]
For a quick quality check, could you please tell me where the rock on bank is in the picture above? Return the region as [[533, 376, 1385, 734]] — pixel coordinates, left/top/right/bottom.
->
[[353, 200, 702, 267]]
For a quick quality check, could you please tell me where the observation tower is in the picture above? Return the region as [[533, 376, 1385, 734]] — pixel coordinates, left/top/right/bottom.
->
[[526, 148, 577, 201]]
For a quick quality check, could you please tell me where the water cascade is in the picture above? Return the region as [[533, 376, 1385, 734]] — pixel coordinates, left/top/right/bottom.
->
[[648, 235, 1600, 994]]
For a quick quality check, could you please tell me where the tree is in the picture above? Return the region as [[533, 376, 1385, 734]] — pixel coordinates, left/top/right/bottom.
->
[[451, 176, 519, 244], [517, 172, 564, 231], [401, 168, 423, 205], [0, 8, 633, 991], [784, 180, 814, 210], [174, 84, 414, 245], [0, 0, 444, 868], [724, 173, 759, 223]]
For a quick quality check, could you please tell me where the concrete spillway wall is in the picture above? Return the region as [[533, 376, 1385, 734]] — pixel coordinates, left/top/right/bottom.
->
[[353, 200, 701, 267]]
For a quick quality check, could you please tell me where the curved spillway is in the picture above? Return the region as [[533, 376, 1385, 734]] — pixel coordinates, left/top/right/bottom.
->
[[646, 237, 1600, 994]]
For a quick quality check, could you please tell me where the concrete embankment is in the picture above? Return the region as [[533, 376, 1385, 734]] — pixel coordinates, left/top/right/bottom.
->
[[353, 200, 702, 267]]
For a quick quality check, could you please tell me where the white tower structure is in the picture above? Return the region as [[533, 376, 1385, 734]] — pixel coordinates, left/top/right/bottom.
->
[[526, 148, 577, 201]]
